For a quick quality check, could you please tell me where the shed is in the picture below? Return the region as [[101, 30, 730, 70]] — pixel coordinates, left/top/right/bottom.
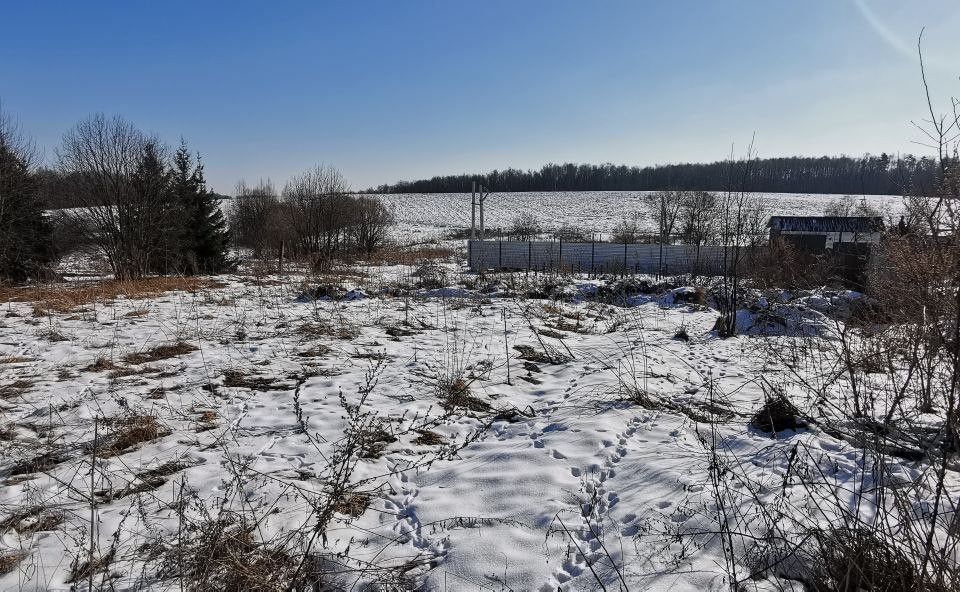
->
[[768, 216, 884, 251]]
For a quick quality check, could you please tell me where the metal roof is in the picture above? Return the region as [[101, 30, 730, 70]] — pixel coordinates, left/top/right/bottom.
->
[[768, 216, 885, 233]]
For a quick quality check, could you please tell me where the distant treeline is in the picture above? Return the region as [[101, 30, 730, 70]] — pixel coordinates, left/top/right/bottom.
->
[[369, 154, 940, 195]]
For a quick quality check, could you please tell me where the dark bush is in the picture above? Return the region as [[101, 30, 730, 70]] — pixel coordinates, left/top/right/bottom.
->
[[750, 390, 807, 434]]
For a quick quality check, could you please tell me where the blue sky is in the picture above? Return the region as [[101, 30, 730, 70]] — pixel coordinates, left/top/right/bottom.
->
[[2, 1, 959, 193]]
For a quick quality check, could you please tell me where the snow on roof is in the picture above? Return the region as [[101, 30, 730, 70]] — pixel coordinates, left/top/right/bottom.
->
[[768, 216, 885, 233]]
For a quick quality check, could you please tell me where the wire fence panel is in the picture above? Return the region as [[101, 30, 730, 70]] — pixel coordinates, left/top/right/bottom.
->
[[468, 240, 736, 275]]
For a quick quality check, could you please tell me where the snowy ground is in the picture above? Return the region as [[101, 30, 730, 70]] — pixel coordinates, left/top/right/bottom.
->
[[0, 248, 954, 590], [373, 191, 904, 242]]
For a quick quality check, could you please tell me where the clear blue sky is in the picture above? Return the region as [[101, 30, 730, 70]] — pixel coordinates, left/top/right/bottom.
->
[[2, 1, 959, 193]]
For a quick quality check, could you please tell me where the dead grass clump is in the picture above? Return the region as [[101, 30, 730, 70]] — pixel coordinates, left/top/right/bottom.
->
[[413, 430, 445, 446], [0, 379, 33, 400], [385, 325, 417, 338], [67, 552, 114, 585], [0, 550, 25, 575], [809, 528, 946, 592], [437, 377, 491, 413], [101, 415, 171, 457], [299, 320, 360, 340], [222, 370, 282, 391], [357, 421, 398, 459], [333, 491, 371, 517], [750, 391, 808, 435], [0, 356, 35, 364], [161, 516, 327, 591], [103, 460, 193, 501], [84, 357, 119, 372], [0, 277, 223, 315], [538, 328, 566, 339], [514, 344, 571, 365], [7, 450, 68, 477], [298, 345, 331, 358], [108, 365, 160, 379], [124, 342, 198, 365], [0, 506, 66, 535]]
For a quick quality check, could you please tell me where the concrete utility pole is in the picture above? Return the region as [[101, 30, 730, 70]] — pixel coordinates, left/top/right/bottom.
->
[[471, 181, 477, 240], [478, 184, 489, 239]]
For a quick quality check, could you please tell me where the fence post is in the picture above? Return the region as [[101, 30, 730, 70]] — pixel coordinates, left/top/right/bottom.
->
[[590, 234, 595, 277], [558, 237, 563, 274], [623, 240, 628, 277], [498, 228, 502, 269], [527, 240, 532, 277]]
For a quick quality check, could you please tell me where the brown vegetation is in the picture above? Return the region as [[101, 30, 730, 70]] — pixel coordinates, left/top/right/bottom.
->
[[1, 277, 221, 315]]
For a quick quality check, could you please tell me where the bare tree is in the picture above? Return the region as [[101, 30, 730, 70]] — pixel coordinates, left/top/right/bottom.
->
[[645, 190, 684, 276], [679, 190, 719, 273], [714, 140, 768, 337], [350, 196, 394, 255], [229, 179, 282, 258], [610, 212, 644, 243], [282, 165, 351, 260], [57, 114, 174, 280]]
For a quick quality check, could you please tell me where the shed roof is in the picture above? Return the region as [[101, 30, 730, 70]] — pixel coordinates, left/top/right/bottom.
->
[[768, 216, 885, 233]]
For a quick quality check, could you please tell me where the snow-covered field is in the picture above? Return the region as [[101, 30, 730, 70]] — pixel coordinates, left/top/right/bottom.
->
[[374, 191, 904, 242], [0, 239, 955, 590]]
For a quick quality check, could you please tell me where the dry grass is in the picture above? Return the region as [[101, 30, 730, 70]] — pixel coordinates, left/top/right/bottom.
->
[[437, 377, 491, 414], [0, 506, 66, 536], [356, 421, 398, 459], [67, 552, 114, 585], [101, 415, 171, 457], [160, 516, 328, 591], [84, 357, 119, 372], [333, 491, 371, 517], [298, 345, 331, 358], [0, 550, 25, 576], [124, 342, 198, 365], [2, 277, 223, 315], [299, 320, 360, 340], [0, 379, 33, 400], [750, 390, 808, 435], [101, 459, 193, 501], [7, 451, 68, 477], [0, 356, 35, 364], [413, 430, 445, 446], [514, 344, 571, 365], [221, 370, 282, 391]]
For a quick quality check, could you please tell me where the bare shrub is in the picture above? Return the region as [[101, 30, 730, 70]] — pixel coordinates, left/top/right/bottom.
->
[[749, 388, 807, 435], [610, 212, 644, 243], [229, 179, 284, 258], [509, 212, 541, 241]]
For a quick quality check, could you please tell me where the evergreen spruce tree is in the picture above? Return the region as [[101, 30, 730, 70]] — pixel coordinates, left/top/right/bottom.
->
[[172, 140, 232, 274], [0, 141, 53, 282], [130, 141, 175, 276]]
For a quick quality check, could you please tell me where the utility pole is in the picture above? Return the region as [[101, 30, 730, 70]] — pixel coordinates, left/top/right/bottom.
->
[[478, 184, 489, 239], [471, 181, 477, 240]]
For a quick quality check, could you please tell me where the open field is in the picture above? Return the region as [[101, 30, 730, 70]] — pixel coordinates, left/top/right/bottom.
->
[[373, 191, 905, 241], [1, 249, 955, 591]]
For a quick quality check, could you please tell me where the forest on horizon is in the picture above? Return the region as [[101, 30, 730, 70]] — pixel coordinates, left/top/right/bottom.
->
[[369, 154, 941, 196]]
